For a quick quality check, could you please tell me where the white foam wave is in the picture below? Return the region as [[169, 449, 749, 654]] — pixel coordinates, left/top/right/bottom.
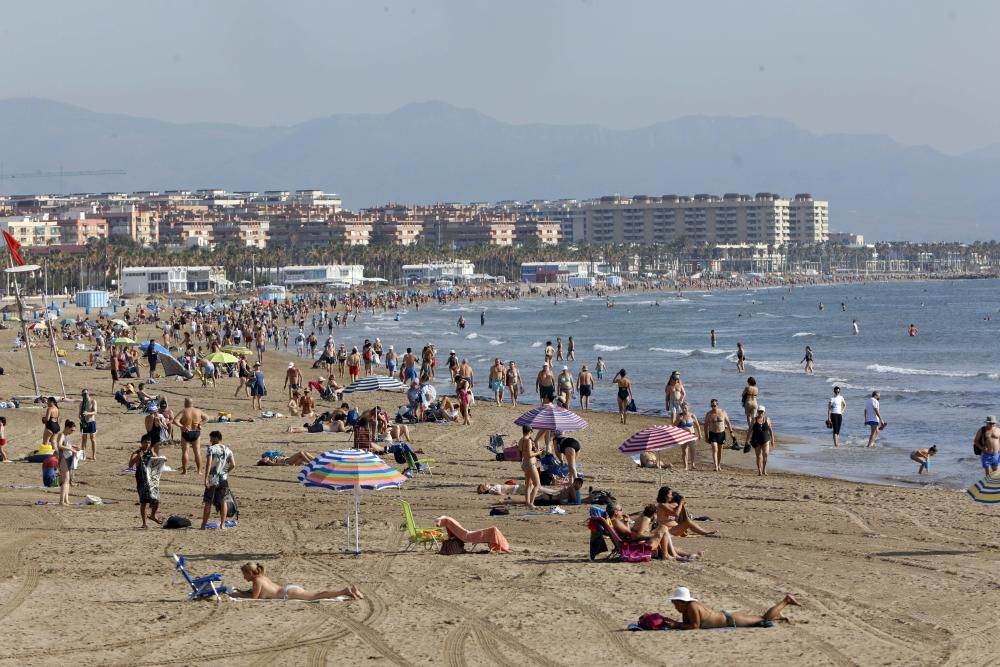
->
[[488, 339, 505, 346], [648, 347, 694, 356], [698, 348, 729, 355], [825, 377, 849, 384], [465, 332, 479, 339], [747, 360, 802, 374], [866, 364, 978, 378], [441, 307, 474, 312], [792, 332, 816, 337], [531, 341, 543, 348], [594, 344, 628, 352], [496, 306, 521, 311]]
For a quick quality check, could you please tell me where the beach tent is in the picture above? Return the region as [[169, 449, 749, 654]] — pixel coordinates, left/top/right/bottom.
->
[[156, 352, 193, 379], [298, 449, 407, 554], [138, 341, 170, 355]]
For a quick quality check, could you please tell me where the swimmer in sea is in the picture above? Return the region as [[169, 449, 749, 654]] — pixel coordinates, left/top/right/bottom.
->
[[710, 329, 717, 348], [852, 319, 860, 336], [908, 323, 918, 337], [735, 342, 746, 373], [800, 346, 814, 375]]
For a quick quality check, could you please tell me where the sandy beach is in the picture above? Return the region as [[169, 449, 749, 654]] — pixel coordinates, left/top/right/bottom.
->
[[0, 305, 996, 667]]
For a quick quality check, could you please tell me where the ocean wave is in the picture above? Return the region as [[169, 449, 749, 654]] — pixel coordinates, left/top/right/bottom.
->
[[792, 332, 816, 337], [442, 331, 458, 336], [825, 377, 849, 384], [441, 307, 474, 312], [649, 347, 694, 356], [594, 344, 628, 352], [465, 332, 479, 339], [698, 348, 729, 355], [754, 312, 782, 318], [496, 306, 521, 311], [866, 364, 978, 378], [746, 360, 802, 374], [488, 339, 505, 346], [531, 341, 543, 348]]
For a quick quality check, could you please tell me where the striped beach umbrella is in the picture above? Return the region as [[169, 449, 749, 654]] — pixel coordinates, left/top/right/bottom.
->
[[967, 472, 1000, 504], [342, 376, 406, 394], [619, 425, 696, 453], [222, 345, 251, 355], [299, 449, 408, 554], [514, 404, 588, 432]]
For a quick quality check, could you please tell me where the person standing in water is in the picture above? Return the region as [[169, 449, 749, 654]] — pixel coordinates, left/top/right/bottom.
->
[[974, 415, 1000, 475], [710, 329, 717, 348], [910, 446, 936, 475], [480, 310, 485, 327], [852, 319, 860, 336], [741, 377, 759, 429], [567, 336, 575, 361], [611, 369, 633, 425], [827, 386, 846, 447], [595, 356, 607, 380], [908, 323, 918, 337], [864, 391, 885, 448], [801, 346, 814, 375], [735, 342, 746, 373], [577, 364, 594, 411]]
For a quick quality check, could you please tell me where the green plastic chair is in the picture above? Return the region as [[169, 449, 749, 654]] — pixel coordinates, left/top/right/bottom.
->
[[400, 499, 445, 550]]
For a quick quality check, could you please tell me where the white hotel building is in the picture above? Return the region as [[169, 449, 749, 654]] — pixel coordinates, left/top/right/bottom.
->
[[524, 193, 827, 245]]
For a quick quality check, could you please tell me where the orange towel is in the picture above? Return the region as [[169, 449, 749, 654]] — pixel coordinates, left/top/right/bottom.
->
[[434, 515, 510, 553]]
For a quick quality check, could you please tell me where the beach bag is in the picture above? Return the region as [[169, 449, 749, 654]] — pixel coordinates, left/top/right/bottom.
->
[[974, 428, 984, 455], [163, 515, 192, 529], [825, 418, 833, 429], [439, 537, 465, 555], [214, 487, 239, 520], [638, 613, 668, 631], [502, 446, 520, 462], [620, 541, 653, 563], [627, 398, 637, 413], [489, 505, 510, 516]]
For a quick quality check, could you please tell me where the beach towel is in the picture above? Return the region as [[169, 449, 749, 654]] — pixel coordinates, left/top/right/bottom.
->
[[434, 515, 510, 553]]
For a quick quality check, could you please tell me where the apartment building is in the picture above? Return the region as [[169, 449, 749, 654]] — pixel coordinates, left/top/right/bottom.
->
[[106, 205, 159, 245], [573, 193, 826, 246], [0, 214, 61, 246], [213, 219, 269, 248], [58, 214, 108, 245], [372, 221, 424, 245], [513, 219, 561, 245]]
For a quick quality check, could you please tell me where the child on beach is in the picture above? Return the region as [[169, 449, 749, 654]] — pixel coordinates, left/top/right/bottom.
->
[[910, 446, 936, 475], [231, 562, 364, 601]]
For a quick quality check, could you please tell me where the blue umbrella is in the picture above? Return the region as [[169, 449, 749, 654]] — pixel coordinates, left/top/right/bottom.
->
[[139, 341, 170, 355]]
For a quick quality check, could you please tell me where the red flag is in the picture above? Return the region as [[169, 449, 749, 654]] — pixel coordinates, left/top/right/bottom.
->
[[2, 230, 24, 266]]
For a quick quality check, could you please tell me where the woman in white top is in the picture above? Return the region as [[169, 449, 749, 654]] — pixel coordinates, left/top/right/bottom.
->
[[827, 386, 846, 447]]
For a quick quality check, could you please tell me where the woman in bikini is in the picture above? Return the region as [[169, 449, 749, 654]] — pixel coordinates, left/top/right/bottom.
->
[[232, 562, 364, 600], [655, 486, 716, 537], [608, 504, 701, 561], [741, 376, 759, 430], [749, 405, 773, 476], [612, 369, 632, 424], [517, 426, 543, 509], [505, 361, 521, 407], [673, 402, 702, 471]]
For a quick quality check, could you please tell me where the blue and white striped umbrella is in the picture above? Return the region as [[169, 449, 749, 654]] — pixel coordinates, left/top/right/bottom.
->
[[342, 376, 406, 394], [968, 472, 1000, 504], [514, 404, 588, 432]]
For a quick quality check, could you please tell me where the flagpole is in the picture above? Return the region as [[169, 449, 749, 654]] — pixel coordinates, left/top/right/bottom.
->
[[46, 315, 67, 399], [8, 255, 41, 398]]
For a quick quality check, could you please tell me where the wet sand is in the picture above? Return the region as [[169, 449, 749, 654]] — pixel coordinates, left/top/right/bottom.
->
[[0, 310, 996, 666]]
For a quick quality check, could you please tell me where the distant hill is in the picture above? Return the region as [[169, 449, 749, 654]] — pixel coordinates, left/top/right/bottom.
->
[[1, 97, 998, 241]]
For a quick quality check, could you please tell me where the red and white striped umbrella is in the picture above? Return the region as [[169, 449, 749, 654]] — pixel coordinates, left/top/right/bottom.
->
[[514, 404, 588, 432], [619, 425, 696, 453]]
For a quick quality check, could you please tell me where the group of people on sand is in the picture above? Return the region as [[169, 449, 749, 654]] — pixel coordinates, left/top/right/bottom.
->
[[605, 485, 718, 562]]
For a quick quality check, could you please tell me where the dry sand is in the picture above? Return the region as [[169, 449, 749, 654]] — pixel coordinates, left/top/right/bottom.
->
[[0, 307, 996, 667]]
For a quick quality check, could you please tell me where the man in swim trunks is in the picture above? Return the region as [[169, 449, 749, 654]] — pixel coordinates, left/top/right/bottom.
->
[[704, 399, 736, 472], [910, 446, 937, 475], [664, 371, 685, 421], [665, 587, 799, 629], [284, 362, 302, 399], [176, 397, 208, 474], [974, 415, 1000, 474], [536, 363, 556, 405]]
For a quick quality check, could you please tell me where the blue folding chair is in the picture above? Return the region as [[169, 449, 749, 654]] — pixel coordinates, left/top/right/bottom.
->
[[173, 554, 229, 600]]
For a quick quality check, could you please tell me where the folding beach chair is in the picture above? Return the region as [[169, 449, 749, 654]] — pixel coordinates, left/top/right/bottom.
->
[[399, 500, 445, 550], [586, 509, 652, 563], [173, 554, 229, 600]]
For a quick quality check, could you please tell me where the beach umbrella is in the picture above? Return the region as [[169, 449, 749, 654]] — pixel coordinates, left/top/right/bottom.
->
[[156, 352, 193, 379], [222, 345, 251, 355], [111, 319, 129, 329], [29, 322, 47, 331], [514, 404, 588, 432], [619, 425, 697, 453], [138, 340, 170, 355], [112, 336, 136, 345], [298, 449, 407, 554], [967, 472, 1000, 504], [342, 376, 406, 394], [205, 351, 239, 364]]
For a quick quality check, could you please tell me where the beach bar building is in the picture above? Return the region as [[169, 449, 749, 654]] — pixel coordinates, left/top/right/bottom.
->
[[121, 266, 226, 296], [75, 289, 110, 309], [402, 261, 475, 284], [277, 265, 365, 287]]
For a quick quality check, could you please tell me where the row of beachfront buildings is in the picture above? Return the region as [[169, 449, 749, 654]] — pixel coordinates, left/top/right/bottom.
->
[[0, 189, 832, 251]]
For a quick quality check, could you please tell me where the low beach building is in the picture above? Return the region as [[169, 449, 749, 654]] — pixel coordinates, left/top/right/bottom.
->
[[277, 264, 365, 287], [402, 261, 475, 283], [121, 265, 227, 295]]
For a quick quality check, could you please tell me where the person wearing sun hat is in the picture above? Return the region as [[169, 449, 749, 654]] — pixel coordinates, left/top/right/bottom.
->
[[284, 361, 302, 400], [664, 586, 800, 629]]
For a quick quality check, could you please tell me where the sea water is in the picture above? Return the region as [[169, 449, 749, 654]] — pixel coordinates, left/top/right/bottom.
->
[[365, 279, 999, 489]]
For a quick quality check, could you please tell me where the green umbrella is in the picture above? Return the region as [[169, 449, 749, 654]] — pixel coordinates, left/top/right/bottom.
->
[[205, 352, 239, 364]]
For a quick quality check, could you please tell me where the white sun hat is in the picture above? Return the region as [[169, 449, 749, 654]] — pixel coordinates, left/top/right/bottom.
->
[[669, 587, 697, 602]]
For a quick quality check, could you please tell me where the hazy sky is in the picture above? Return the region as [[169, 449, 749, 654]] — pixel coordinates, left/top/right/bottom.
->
[[5, 0, 997, 154]]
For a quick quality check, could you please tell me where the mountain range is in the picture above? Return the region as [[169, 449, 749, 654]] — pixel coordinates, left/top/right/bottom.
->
[[0, 97, 997, 241]]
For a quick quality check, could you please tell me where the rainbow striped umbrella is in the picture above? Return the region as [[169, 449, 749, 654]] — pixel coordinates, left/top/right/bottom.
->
[[967, 472, 1000, 504], [619, 425, 696, 453], [514, 404, 588, 432], [299, 449, 407, 554]]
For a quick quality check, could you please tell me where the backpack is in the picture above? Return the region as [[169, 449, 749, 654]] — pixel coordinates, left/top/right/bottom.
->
[[163, 515, 192, 529]]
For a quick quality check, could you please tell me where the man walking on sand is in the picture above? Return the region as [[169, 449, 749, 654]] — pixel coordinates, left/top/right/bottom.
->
[[284, 362, 302, 399], [704, 399, 736, 472], [176, 398, 208, 474], [827, 386, 846, 447], [202, 431, 236, 529], [864, 391, 885, 448], [974, 415, 1000, 475]]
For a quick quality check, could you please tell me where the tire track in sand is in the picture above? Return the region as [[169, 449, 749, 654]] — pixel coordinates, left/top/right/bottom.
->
[[443, 623, 470, 667]]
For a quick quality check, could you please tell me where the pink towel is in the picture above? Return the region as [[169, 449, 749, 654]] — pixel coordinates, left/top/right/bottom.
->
[[434, 515, 510, 553]]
